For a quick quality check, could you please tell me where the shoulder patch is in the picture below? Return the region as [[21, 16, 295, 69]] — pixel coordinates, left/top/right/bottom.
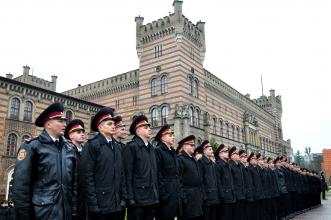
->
[[17, 149, 27, 161], [24, 136, 38, 144]]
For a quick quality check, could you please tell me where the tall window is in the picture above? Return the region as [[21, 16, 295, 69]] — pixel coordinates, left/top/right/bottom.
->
[[188, 76, 193, 94], [242, 128, 245, 143], [212, 117, 217, 134], [66, 111, 73, 121], [154, 45, 162, 58], [189, 107, 194, 125], [161, 106, 169, 125], [231, 125, 235, 140], [193, 79, 199, 97], [194, 109, 200, 127], [10, 98, 20, 120], [161, 76, 168, 94], [7, 134, 17, 156], [23, 101, 33, 122], [151, 78, 157, 96], [151, 108, 158, 127], [220, 121, 223, 136], [133, 96, 138, 106], [190, 47, 195, 60], [237, 127, 240, 142], [226, 123, 229, 138]]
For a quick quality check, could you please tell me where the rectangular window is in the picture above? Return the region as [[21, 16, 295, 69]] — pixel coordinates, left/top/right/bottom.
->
[[190, 47, 195, 60], [154, 45, 163, 58], [133, 96, 138, 106], [115, 100, 120, 109]]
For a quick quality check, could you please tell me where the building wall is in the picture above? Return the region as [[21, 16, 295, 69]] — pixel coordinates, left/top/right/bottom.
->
[[0, 76, 102, 199], [322, 149, 331, 183]]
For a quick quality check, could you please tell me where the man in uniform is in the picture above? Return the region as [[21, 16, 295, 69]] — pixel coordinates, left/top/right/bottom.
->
[[177, 135, 203, 220], [228, 147, 245, 220], [64, 119, 87, 220], [196, 140, 219, 220], [123, 115, 159, 220], [82, 107, 126, 220], [113, 115, 128, 150], [154, 125, 181, 220], [215, 144, 236, 219], [12, 102, 77, 220]]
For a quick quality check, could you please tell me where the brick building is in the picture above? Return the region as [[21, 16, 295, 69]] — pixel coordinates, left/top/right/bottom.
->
[[0, 66, 102, 199], [63, 1, 292, 158], [322, 148, 331, 184]]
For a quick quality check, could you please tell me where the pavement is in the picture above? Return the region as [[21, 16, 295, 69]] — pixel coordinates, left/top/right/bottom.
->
[[292, 197, 331, 220]]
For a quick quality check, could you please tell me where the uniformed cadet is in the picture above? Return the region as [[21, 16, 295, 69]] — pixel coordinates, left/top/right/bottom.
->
[[82, 107, 126, 220], [123, 115, 159, 220], [247, 153, 263, 220], [112, 115, 127, 220], [64, 119, 87, 220], [228, 146, 245, 220], [112, 115, 128, 150], [154, 125, 181, 220], [177, 135, 204, 220], [196, 140, 220, 220], [12, 102, 78, 220], [238, 150, 253, 220], [214, 144, 236, 220], [274, 156, 288, 220]]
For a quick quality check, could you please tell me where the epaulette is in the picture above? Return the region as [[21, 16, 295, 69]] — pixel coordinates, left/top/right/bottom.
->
[[24, 136, 39, 144]]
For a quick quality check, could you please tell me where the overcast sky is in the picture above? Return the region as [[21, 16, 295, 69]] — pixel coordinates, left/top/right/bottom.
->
[[1, 0, 330, 154]]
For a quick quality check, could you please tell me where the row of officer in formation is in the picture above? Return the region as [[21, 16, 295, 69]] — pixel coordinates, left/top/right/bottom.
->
[[11, 103, 323, 220]]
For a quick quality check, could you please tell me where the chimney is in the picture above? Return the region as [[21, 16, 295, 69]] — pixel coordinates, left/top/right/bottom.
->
[[269, 89, 275, 97], [6, 73, 13, 79], [51, 75, 57, 91], [23, 65, 30, 76], [245, 94, 251, 99]]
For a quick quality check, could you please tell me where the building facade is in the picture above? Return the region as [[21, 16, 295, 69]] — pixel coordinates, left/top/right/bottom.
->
[[63, 1, 292, 158], [322, 149, 331, 184], [0, 66, 103, 199]]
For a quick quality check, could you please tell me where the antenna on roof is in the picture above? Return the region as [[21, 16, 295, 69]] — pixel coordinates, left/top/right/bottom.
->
[[261, 74, 264, 96]]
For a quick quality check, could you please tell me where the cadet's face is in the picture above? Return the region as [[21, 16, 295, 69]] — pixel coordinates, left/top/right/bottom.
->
[[240, 155, 247, 163], [161, 133, 175, 146], [184, 143, 195, 155], [115, 125, 128, 139], [98, 120, 116, 137], [220, 149, 229, 159], [136, 125, 152, 140], [69, 130, 86, 144], [203, 146, 214, 158], [231, 152, 239, 161], [46, 119, 67, 138]]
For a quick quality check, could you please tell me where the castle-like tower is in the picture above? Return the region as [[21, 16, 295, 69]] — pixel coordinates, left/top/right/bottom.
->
[[63, 0, 291, 158]]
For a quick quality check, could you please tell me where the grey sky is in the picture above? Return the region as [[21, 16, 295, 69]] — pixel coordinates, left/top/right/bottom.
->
[[1, 0, 330, 154]]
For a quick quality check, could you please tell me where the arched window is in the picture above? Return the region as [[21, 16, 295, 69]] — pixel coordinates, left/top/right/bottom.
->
[[10, 98, 20, 120], [151, 108, 158, 127], [189, 107, 194, 125], [212, 117, 217, 134], [226, 123, 229, 138], [242, 128, 245, 143], [193, 79, 199, 97], [161, 106, 169, 125], [23, 101, 33, 122], [7, 134, 17, 156], [195, 109, 200, 127], [231, 125, 235, 140], [151, 78, 157, 96], [220, 120, 223, 136], [188, 76, 193, 94], [66, 111, 73, 121], [161, 76, 168, 94], [21, 135, 31, 144], [237, 127, 240, 142]]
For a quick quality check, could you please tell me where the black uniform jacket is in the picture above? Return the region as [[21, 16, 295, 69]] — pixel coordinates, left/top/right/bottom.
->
[[241, 163, 255, 202], [155, 142, 181, 218], [178, 151, 204, 218], [248, 164, 264, 201], [82, 133, 126, 214], [123, 136, 159, 206], [215, 158, 236, 204], [198, 155, 220, 206], [228, 160, 246, 201], [12, 130, 77, 220]]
